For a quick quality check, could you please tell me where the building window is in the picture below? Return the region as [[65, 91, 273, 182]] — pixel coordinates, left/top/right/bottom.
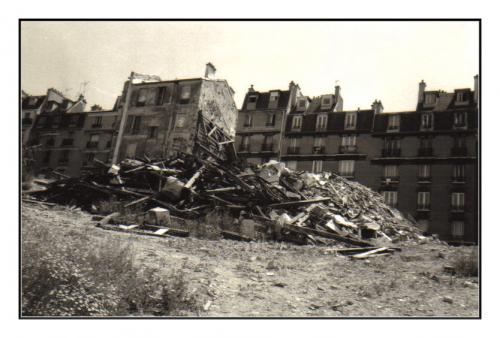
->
[[157, 86, 171, 105], [387, 115, 400, 132], [313, 136, 325, 154], [298, 99, 306, 109], [92, 116, 102, 128], [136, 88, 147, 106], [383, 191, 398, 207], [131, 116, 142, 134], [312, 160, 323, 173], [345, 112, 357, 130], [175, 113, 187, 128], [148, 126, 158, 139], [269, 92, 279, 103], [424, 94, 436, 105], [286, 161, 297, 170], [46, 138, 55, 147], [384, 165, 398, 179], [451, 221, 464, 238], [86, 153, 95, 164], [321, 96, 331, 106], [240, 136, 250, 152], [456, 92, 466, 103], [180, 86, 191, 102], [340, 135, 357, 153], [87, 134, 99, 148], [339, 160, 355, 177], [316, 114, 328, 131], [383, 138, 401, 157], [292, 115, 303, 131], [247, 95, 258, 110], [59, 150, 70, 164], [288, 137, 299, 154], [418, 164, 431, 179], [243, 114, 252, 127], [262, 135, 273, 151], [421, 113, 433, 130], [417, 191, 431, 210], [454, 112, 467, 129], [451, 192, 465, 211], [266, 113, 276, 127], [453, 164, 465, 181]]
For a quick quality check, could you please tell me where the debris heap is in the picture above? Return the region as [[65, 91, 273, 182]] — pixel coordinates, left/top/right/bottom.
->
[[27, 152, 422, 248]]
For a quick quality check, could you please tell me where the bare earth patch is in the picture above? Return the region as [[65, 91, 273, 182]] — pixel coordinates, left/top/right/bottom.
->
[[21, 202, 479, 317]]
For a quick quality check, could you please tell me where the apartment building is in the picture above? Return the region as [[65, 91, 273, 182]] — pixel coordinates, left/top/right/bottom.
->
[[235, 76, 479, 244], [112, 63, 238, 163], [28, 89, 88, 177]]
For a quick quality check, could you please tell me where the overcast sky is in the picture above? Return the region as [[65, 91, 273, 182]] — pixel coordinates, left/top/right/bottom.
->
[[21, 21, 479, 112]]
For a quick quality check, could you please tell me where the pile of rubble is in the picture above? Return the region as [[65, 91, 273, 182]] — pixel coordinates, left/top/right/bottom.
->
[[26, 151, 423, 250]]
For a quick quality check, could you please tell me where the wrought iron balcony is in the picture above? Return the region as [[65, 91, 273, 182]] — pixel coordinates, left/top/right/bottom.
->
[[261, 144, 274, 152], [381, 148, 401, 157], [339, 145, 358, 154], [239, 144, 250, 152], [312, 146, 325, 154], [287, 147, 300, 154], [418, 148, 433, 157], [86, 141, 99, 149], [61, 139, 74, 147]]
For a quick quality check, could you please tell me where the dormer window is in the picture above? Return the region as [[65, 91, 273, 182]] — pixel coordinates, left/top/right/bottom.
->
[[454, 112, 467, 129], [421, 113, 433, 130], [270, 92, 279, 102], [316, 114, 328, 131], [292, 115, 302, 131], [424, 94, 436, 105], [345, 112, 357, 130], [28, 97, 38, 106], [136, 88, 147, 106], [457, 92, 466, 103], [247, 95, 258, 110], [298, 99, 306, 108], [387, 115, 400, 132]]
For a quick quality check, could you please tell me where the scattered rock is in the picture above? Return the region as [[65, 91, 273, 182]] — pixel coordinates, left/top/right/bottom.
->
[[443, 296, 454, 304]]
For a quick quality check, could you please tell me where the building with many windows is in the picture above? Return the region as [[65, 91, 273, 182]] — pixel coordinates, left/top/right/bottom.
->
[[112, 63, 238, 162], [235, 76, 479, 244]]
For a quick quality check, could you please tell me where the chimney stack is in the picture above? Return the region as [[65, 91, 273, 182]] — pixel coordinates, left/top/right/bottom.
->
[[248, 84, 255, 93], [204, 62, 216, 79], [474, 74, 479, 104], [371, 100, 384, 114], [418, 80, 426, 103], [335, 85, 341, 100], [91, 104, 102, 111]]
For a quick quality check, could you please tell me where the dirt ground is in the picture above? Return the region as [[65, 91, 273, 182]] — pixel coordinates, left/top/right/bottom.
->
[[21, 202, 479, 317]]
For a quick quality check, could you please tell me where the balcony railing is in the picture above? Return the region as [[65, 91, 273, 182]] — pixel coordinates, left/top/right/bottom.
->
[[381, 176, 400, 183], [381, 148, 401, 157], [418, 148, 433, 157], [451, 176, 466, 183], [239, 144, 250, 152], [417, 204, 430, 211], [287, 147, 300, 154], [243, 122, 252, 127], [339, 145, 358, 154], [451, 147, 468, 157], [417, 176, 432, 182], [92, 124, 103, 128], [86, 141, 99, 149], [265, 121, 275, 127], [451, 205, 465, 212], [261, 144, 274, 152], [312, 146, 325, 154]]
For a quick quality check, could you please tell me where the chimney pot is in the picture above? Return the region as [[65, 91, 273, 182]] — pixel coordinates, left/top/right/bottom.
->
[[205, 62, 216, 79]]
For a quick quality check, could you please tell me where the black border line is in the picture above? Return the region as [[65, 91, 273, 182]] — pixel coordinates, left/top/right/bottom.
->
[[18, 18, 482, 320]]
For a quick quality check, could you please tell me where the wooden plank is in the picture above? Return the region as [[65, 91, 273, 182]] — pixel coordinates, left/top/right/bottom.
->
[[351, 247, 390, 259], [268, 197, 331, 209], [286, 223, 373, 247], [154, 228, 169, 235], [97, 212, 121, 226], [124, 195, 152, 208]]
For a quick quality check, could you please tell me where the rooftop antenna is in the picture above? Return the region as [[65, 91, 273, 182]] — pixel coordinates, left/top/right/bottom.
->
[[79, 81, 90, 98]]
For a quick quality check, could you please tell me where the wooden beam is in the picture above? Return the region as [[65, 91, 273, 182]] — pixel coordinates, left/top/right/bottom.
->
[[268, 197, 331, 208]]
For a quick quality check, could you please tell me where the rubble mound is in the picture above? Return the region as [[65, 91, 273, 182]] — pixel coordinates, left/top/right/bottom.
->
[[28, 155, 423, 248]]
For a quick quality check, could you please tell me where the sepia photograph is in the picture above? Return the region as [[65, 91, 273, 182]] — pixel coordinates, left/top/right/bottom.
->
[[19, 19, 480, 318]]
